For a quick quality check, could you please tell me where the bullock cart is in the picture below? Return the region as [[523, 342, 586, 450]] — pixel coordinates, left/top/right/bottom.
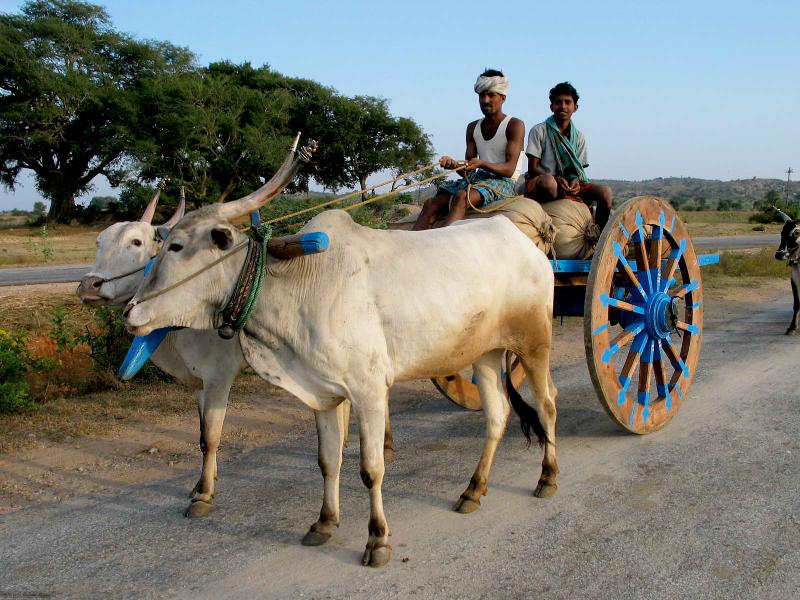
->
[[433, 195, 720, 434]]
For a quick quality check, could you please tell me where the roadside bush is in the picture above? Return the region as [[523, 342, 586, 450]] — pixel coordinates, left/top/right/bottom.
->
[[1, 307, 170, 412], [0, 329, 37, 414], [748, 197, 800, 224]]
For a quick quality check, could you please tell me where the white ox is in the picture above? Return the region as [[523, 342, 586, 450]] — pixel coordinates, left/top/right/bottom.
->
[[124, 157, 559, 568], [76, 186, 245, 518], [77, 150, 394, 519]]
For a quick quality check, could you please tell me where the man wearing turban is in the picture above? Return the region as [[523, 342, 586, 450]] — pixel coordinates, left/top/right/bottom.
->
[[413, 69, 525, 230], [523, 81, 613, 228]]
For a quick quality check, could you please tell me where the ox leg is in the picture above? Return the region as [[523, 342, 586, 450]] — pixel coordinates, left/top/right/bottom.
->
[[355, 394, 392, 567], [340, 399, 351, 448], [186, 379, 233, 518], [787, 278, 799, 335], [342, 397, 395, 457], [384, 397, 396, 461], [454, 350, 510, 514], [518, 343, 559, 498], [302, 404, 345, 546]]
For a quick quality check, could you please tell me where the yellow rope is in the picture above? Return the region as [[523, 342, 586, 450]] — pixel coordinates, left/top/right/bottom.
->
[[264, 162, 463, 225]]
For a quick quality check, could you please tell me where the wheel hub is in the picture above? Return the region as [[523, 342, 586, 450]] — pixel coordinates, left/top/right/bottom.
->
[[644, 292, 677, 340]]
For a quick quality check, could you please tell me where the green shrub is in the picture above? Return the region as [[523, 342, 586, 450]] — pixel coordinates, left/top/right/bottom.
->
[[748, 202, 800, 224], [0, 329, 37, 414]]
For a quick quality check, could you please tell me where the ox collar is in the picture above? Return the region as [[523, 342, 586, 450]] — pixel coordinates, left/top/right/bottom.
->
[[217, 220, 272, 339]]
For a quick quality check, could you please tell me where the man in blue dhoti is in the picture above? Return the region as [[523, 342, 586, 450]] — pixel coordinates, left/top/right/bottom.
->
[[413, 69, 525, 230]]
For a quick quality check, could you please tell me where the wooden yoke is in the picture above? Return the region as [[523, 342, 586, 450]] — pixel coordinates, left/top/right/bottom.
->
[[266, 232, 330, 260]]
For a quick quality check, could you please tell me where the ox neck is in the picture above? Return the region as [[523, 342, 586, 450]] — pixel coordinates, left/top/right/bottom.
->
[[217, 222, 273, 339]]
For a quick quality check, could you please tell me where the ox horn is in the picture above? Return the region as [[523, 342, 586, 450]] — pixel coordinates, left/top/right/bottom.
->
[[774, 207, 793, 223], [161, 186, 186, 229], [217, 133, 317, 220], [139, 178, 169, 224]]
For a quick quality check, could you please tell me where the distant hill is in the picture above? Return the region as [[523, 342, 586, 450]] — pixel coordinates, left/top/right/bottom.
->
[[396, 176, 800, 210], [593, 177, 800, 209]]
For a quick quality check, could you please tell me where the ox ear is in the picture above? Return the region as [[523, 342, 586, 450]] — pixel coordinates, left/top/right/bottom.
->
[[211, 226, 235, 250]]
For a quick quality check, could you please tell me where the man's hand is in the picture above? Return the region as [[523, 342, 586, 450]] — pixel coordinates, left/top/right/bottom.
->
[[439, 156, 459, 169], [557, 177, 580, 195], [464, 158, 485, 172]]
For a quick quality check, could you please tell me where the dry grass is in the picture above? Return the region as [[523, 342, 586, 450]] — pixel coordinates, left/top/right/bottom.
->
[[0, 223, 103, 266], [702, 248, 790, 289], [0, 380, 195, 453], [678, 210, 782, 237], [0, 286, 94, 333]]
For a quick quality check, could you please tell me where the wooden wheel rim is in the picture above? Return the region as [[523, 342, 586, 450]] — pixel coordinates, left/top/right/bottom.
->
[[431, 354, 526, 411], [584, 196, 703, 434]]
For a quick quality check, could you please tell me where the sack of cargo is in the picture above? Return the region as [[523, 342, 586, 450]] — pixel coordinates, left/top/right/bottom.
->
[[387, 196, 555, 256], [463, 196, 555, 256], [542, 198, 600, 259]]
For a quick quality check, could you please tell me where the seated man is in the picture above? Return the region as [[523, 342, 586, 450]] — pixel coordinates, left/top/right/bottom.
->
[[413, 69, 525, 230], [524, 81, 613, 229]]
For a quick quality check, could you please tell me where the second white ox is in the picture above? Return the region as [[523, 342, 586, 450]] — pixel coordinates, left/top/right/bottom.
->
[[124, 166, 559, 568]]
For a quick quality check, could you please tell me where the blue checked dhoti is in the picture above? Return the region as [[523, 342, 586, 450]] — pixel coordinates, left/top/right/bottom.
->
[[438, 169, 516, 207]]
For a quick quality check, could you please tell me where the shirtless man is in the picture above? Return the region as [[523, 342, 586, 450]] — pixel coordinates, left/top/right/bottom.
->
[[413, 69, 525, 230], [524, 81, 613, 229]]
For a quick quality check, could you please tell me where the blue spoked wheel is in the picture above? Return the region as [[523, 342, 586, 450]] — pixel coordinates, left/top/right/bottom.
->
[[584, 196, 704, 434]]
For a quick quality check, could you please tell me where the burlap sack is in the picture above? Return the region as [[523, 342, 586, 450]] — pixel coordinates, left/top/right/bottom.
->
[[388, 196, 555, 256], [462, 196, 555, 256], [542, 198, 600, 259]]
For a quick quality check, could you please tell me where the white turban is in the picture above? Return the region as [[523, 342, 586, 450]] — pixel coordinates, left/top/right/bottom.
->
[[474, 75, 509, 96]]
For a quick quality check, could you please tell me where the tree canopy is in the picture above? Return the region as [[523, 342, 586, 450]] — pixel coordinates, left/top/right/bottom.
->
[[0, 1, 433, 222], [0, 0, 195, 222]]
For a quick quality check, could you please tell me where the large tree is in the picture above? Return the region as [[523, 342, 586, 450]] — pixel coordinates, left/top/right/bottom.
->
[[133, 62, 294, 206], [0, 0, 194, 222], [296, 93, 433, 200], [207, 65, 434, 199]]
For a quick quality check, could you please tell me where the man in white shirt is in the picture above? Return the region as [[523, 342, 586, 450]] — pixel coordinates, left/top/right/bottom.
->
[[523, 82, 613, 228], [413, 69, 525, 230]]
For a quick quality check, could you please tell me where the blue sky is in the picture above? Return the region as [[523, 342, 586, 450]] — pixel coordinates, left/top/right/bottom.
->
[[2, 0, 799, 210]]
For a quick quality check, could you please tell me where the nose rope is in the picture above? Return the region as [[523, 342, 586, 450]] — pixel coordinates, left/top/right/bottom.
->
[[98, 258, 158, 283], [128, 241, 249, 309]]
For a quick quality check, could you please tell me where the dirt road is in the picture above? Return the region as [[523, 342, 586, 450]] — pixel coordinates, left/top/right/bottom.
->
[[0, 288, 798, 599]]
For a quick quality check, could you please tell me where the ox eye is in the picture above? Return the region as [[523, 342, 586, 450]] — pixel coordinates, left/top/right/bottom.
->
[[169, 243, 183, 252], [132, 239, 142, 247]]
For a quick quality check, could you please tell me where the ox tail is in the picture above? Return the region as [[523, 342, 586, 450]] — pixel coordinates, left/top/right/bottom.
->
[[506, 367, 547, 448]]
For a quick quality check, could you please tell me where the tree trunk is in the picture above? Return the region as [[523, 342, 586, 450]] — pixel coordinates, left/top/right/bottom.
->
[[47, 193, 77, 224], [359, 175, 368, 203], [216, 178, 238, 203]]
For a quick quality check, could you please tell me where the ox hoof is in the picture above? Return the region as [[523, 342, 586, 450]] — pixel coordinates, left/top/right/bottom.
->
[[361, 544, 392, 568], [302, 529, 332, 547], [185, 500, 213, 518], [453, 496, 481, 514], [534, 482, 558, 498], [383, 447, 397, 462], [786, 329, 797, 336]]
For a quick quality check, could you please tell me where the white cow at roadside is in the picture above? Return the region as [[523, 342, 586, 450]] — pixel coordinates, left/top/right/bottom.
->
[[77, 143, 395, 518], [77, 184, 243, 518], [124, 145, 560, 568]]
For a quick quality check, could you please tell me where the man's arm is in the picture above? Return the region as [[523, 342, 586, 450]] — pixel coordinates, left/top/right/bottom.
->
[[528, 156, 549, 178], [440, 120, 479, 179], [466, 118, 525, 177]]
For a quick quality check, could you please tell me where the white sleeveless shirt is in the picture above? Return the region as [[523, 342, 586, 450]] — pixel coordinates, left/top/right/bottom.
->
[[472, 115, 526, 181]]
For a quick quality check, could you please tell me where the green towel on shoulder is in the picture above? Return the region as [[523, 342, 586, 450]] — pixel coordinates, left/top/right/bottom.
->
[[546, 116, 589, 183]]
